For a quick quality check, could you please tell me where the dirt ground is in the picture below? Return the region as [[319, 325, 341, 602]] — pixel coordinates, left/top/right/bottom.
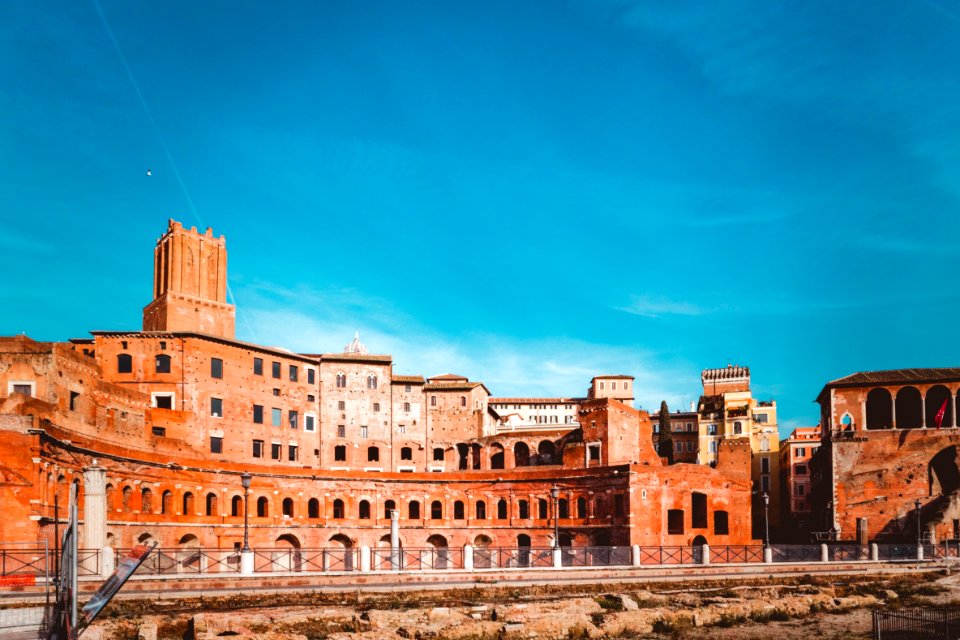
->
[[81, 568, 960, 639]]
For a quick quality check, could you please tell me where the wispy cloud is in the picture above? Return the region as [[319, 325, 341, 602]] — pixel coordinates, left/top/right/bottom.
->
[[617, 294, 712, 318]]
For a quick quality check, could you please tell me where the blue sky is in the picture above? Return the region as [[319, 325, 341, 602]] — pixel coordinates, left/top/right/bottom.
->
[[3, 1, 960, 435]]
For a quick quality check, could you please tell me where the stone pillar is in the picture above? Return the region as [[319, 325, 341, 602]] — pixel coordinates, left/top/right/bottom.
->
[[240, 550, 254, 575], [921, 393, 927, 428], [917, 545, 925, 561], [870, 543, 879, 562], [631, 545, 641, 567], [856, 518, 868, 546], [390, 509, 400, 570], [891, 395, 897, 429], [952, 392, 957, 428], [701, 544, 710, 565], [820, 543, 829, 562], [763, 547, 773, 564], [82, 464, 107, 578], [464, 544, 474, 571], [360, 546, 371, 572], [552, 546, 562, 569], [101, 546, 115, 578]]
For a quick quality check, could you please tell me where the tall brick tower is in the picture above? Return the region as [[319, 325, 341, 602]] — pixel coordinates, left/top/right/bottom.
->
[[142, 219, 235, 338]]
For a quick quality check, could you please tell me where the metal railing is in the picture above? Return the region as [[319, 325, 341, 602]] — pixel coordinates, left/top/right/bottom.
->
[[875, 544, 921, 562], [253, 548, 358, 573], [827, 544, 871, 561], [873, 608, 960, 639], [370, 547, 465, 571], [637, 546, 697, 565], [472, 547, 553, 569], [710, 545, 764, 564], [561, 546, 631, 567], [121, 548, 239, 575], [770, 544, 821, 563]]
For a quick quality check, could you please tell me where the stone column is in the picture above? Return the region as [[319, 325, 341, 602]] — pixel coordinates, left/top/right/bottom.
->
[[390, 509, 400, 570], [701, 544, 711, 565], [870, 543, 879, 562], [891, 395, 897, 429], [360, 546, 371, 572], [464, 544, 474, 571], [763, 547, 773, 564], [820, 543, 829, 562], [552, 545, 562, 569], [953, 392, 958, 428], [82, 464, 109, 577], [631, 544, 641, 567], [922, 393, 927, 428]]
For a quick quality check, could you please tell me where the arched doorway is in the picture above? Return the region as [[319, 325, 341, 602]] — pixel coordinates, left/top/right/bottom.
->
[[327, 534, 354, 571], [930, 446, 960, 496], [866, 388, 893, 429], [516, 534, 531, 567], [692, 535, 708, 564], [537, 441, 556, 465], [490, 443, 505, 470], [178, 534, 201, 572], [457, 443, 470, 470], [473, 534, 493, 568], [514, 442, 530, 467], [927, 386, 954, 429], [896, 387, 923, 429], [426, 534, 449, 569], [274, 534, 302, 572]]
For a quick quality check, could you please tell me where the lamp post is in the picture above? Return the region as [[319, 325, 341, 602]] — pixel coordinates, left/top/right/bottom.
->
[[762, 492, 770, 548], [915, 498, 922, 547], [550, 486, 560, 548], [241, 473, 252, 552]]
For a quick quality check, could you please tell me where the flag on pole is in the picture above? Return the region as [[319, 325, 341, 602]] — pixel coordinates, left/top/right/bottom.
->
[[935, 398, 948, 429]]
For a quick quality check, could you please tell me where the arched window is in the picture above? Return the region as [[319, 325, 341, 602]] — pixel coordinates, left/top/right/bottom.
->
[[368, 446, 380, 462], [577, 497, 586, 518], [332, 499, 344, 519], [155, 354, 171, 374], [231, 495, 242, 517], [205, 492, 217, 516], [182, 492, 194, 515], [460, 396, 466, 407], [161, 490, 173, 515], [518, 500, 529, 519], [431, 500, 443, 519], [430, 396, 437, 407], [256, 497, 269, 517], [282, 498, 294, 517], [117, 353, 132, 373], [558, 498, 569, 519], [308, 498, 320, 519], [454, 500, 465, 519], [359, 500, 371, 519], [141, 488, 153, 513], [122, 486, 132, 512], [336, 373, 346, 388], [497, 498, 508, 519], [476, 500, 486, 520], [384, 499, 396, 519], [367, 375, 377, 389], [409, 500, 421, 519]]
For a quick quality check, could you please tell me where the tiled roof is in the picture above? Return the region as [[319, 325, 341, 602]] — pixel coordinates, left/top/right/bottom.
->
[[489, 398, 584, 404], [428, 373, 469, 381], [91, 330, 322, 363], [317, 353, 393, 364], [827, 368, 960, 387], [590, 375, 634, 381], [392, 375, 425, 384]]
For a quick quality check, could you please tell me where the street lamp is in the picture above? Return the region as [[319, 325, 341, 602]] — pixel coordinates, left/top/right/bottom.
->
[[550, 486, 560, 549], [762, 492, 770, 548], [241, 473, 252, 552], [915, 498, 922, 547]]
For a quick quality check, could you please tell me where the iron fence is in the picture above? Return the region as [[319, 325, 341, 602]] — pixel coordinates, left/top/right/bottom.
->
[[710, 545, 764, 564], [638, 546, 697, 565], [122, 547, 238, 575], [561, 546, 631, 567], [828, 544, 870, 561], [253, 547, 358, 573], [770, 545, 821, 563], [471, 547, 553, 569], [876, 545, 920, 562], [873, 608, 960, 639]]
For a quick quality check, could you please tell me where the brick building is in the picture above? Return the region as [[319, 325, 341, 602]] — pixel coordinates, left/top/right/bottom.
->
[[778, 426, 821, 539], [811, 368, 960, 543], [0, 220, 756, 558], [652, 410, 700, 463]]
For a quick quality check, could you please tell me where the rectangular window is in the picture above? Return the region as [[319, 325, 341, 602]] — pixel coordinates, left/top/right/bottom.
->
[[153, 394, 173, 409], [796, 464, 808, 475], [398, 424, 406, 434], [796, 484, 806, 496], [210, 436, 222, 454], [433, 448, 444, 461], [271, 361, 281, 379], [667, 509, 684, 535], [211, 397, 223, 417], [272, 408, 282, 427], [305, 415, 315, 432], [334, 445, 346, 461], [337, 400, 345, 411], [253, 404, 264, 424], [405, 384, 411, 393], [614, 494, 625, 517], [151, 426, 166, 437], [211, 358, 223, 379], [761, 457, 770, 473], [337, 425, 345, 438], [253, 440, 264, 458], [253, 357, 263, 375], [755, 413, 768, 423], [289, 365, 298, 382], [761, 475, 770, 492], [289, 410, 298, 429], [271, 443, 281, 460], [373, 402, 380, 412], [307, 394, 315, 402], [307, 368, 315, 384], [797, 447, 806, 458], [69, 391, 80, 411], [360, 426, 368, 438], [288, 445, 298, 461], [588, 444, 601, 461]]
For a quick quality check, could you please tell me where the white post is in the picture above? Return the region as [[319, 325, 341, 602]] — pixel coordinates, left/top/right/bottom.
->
[[240, 549, 254, 575], [763, 547, 773, 564], [464, 544, 474, 571], [390, 509, 400, 570], [82, 464, 108, 577], [552, 546, 562, 568], [631, 544, 641, 567], [917, 545, 924, 561], [701, 544, 710, 565], [870, 543, 879, 562], [820, 543, 829, 562], [101, 546, 115, 578], [360, 545, 371, 572]]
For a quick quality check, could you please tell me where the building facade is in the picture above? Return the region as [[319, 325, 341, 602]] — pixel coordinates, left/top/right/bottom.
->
[[0, 220, 756, 558], [778, 426, 821, 539]]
